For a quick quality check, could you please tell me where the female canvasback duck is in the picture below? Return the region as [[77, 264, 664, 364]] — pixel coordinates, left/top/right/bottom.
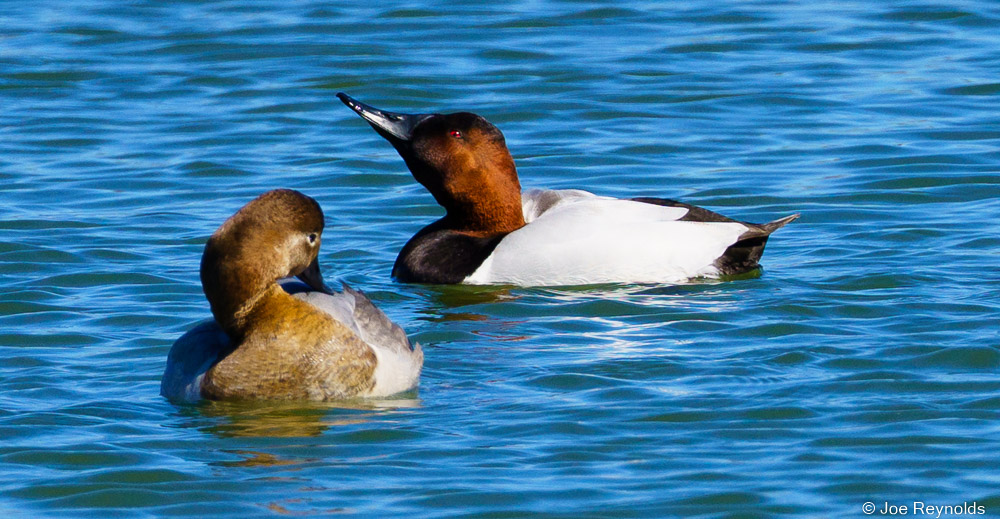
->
[[160, 189, 422, 402], [338, 93, 799, 287]]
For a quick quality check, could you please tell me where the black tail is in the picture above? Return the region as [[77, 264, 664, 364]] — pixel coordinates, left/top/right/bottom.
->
[[715, 214, 799, 275], [755, 213, 800, 235]]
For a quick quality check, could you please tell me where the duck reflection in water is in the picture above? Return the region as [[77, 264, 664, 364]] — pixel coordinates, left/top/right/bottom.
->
[[173, 398, 420, 439]]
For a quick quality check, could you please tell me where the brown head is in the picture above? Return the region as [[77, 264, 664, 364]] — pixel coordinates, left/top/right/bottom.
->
[[200, 189, 331, 337], [338, 93, 525, 235]]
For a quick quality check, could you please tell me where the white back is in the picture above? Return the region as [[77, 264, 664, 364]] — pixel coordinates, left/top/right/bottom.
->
[[521, 188, 606, 222]]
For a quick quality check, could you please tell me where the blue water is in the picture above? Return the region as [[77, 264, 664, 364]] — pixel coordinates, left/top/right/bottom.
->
[[2, 1, 1000, 517]]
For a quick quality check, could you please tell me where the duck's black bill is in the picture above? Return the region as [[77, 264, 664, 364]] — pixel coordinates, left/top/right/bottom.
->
[[337, 93, 432, 142], [296, 258, 334, 295]]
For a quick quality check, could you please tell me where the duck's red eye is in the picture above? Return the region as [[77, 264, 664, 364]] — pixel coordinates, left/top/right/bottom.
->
[[450, 130, 462, 139]]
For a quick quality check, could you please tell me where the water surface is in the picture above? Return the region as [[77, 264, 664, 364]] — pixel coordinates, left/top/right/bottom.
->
[[2, 1, 999, 517]]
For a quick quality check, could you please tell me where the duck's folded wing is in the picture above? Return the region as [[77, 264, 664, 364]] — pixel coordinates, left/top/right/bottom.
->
[[290, 284, 361, 335], [631, 196, 799, 234], [469, 197, 749, 285], [630, 196, 745, 223], [290, 284, 417, 358], [292, 285, 422, 396], [341, 284, 423, 396], [339, 284, 415, 355]]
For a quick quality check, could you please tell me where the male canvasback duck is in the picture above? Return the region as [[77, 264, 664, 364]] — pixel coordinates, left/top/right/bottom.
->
[[160, 189, 422, 402], [338, 93, 799, 286]]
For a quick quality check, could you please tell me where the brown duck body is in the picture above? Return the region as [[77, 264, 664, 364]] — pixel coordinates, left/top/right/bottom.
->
[[161, 189, 421, 402], [200, 284, 377, 400]]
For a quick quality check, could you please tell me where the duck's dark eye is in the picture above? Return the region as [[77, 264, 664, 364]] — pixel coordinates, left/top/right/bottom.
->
[[308, 233, 318, 244], [450, 130, 462, 139]]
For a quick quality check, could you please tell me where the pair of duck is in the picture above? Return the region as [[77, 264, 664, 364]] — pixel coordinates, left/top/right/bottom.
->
[[161, 95, 798, 402]]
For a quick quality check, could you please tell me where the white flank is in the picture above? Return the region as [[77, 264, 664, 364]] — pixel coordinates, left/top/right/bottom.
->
[[465, 189, 749, 286]]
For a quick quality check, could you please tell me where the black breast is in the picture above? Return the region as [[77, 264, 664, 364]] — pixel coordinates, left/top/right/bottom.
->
[[392, 226, 506, 284]]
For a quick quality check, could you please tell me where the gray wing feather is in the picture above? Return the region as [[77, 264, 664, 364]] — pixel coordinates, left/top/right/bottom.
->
[[339, 283, 415, 356], [290, 282, 414, 356]]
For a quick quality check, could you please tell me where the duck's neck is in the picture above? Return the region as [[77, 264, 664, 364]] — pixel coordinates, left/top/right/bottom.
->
[[443, 190, 525, 236], [440, 161, 527, 236], [201, 244, 283, 340]]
